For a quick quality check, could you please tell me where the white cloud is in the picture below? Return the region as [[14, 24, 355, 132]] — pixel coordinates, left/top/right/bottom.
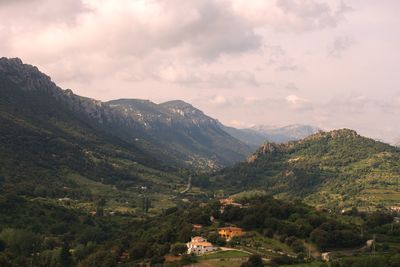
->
[[285, 94, 312, 110]]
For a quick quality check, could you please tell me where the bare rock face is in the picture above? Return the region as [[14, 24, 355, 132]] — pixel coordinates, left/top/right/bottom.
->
[[246, 129, 362, 163], [108, 99, 219, 130], [0, 57, 133, 126], [246, 142, 284, 163], [329, 129, 359, 139], [0, 57, 59, 93], [302, 129, 358, 142]]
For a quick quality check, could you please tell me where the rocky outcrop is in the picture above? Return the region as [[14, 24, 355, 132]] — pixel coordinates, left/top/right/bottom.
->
[[246, 129, 362, 163], [0, 57, 125, 126]]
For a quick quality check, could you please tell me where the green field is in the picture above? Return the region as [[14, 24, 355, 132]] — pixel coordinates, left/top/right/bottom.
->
[[280, 262, 324, 267], [197, 250, 251, 267], [200, 250, 250, 260]]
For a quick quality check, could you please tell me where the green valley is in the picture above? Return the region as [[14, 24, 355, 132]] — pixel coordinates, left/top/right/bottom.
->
[[0, 58, 399, 267]]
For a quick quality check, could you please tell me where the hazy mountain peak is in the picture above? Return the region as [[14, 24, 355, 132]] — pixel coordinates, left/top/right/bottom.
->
[[160, 99, 193, 108], [242, 123, 321, 144]]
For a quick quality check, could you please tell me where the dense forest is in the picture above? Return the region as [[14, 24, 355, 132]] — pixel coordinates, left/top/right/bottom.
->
[[0, 194, 399, 266]]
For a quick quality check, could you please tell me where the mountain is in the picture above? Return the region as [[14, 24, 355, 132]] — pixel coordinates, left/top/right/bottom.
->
[[205, 129, 400, 209], [250, 124, 321, 143], [0, 57, 186, 199], [107, 99, 253, 169], [222, 124, 321, 147], [0, 57, 252, 172], [220, 126, 267, 149]]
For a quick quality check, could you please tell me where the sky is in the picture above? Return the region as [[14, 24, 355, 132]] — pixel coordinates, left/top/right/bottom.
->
[[1, 0, 399, 143]]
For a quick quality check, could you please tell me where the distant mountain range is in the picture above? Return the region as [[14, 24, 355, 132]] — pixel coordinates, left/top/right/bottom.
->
[[206, 129, 400, 209], [222, 124, 321, 147]]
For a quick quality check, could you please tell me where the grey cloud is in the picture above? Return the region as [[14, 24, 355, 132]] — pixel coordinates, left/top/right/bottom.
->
[[320, 94, 400, 117], [275, 64, 304, 72], [265, 45, 287, 65], [328, 35, 355, 57], [178, 0, 262, 59], [0, 0, 90, 26], [285, 83, 300, 91], [153, 66, 261, 88], [85, 0, 262, 60], [275, 0, 353, 31], [263, 45, 304, 72]]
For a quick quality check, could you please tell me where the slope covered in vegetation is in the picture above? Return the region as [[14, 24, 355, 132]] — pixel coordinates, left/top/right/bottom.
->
[[0, 58, 186, 202], [203, 129, 400, 209]]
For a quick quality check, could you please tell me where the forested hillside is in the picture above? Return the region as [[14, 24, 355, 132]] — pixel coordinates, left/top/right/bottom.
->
[[0, 57, 185, 201], [203, 129, 400, 209]]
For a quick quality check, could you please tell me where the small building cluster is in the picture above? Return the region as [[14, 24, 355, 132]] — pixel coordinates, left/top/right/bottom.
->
[[219, 198, 243, 213], [220, 198, 243, 208], [186, 236, 217, 255], [192, 224, 203, 232], [218, 227, 244, 241], [390, 206, 400, 213]]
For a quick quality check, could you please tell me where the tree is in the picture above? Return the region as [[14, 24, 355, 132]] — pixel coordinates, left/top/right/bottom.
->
[[59, 242, 72, 267], [130, 242, 149, 260], [180, 254, 197, 265], [310, 228, 329, 250], [171, 243, 187, 256], [0, 239, 5, 252], [366, 212, 393, 228], [96, 198, 106, 217], [78, 250, 117, 267], [0, 228, 40, 256], [241, 255, 264, 267]]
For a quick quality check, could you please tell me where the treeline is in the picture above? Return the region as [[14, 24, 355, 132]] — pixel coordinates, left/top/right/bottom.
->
[[0, 193, 399, 266]]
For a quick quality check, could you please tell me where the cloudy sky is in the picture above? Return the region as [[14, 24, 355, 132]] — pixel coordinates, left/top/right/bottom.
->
[[1, 0, 399, 143]]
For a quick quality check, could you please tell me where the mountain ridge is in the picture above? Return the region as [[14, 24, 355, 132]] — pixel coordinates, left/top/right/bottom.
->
[[222, 123, 321, 147], [205, 128, 400, 209], [0, 57, 253, 170]]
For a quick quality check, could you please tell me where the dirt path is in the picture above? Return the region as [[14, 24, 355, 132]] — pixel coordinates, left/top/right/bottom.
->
[[180, 176, 192, 194]]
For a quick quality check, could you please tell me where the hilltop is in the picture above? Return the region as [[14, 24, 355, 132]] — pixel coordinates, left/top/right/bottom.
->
[[204, 129, 400, 209]]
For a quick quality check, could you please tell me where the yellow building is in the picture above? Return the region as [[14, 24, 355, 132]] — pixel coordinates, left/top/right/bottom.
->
[[218, 227, 244, 241]]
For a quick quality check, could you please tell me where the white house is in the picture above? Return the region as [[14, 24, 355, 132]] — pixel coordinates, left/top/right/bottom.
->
[[186, 236, 216, 255]]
